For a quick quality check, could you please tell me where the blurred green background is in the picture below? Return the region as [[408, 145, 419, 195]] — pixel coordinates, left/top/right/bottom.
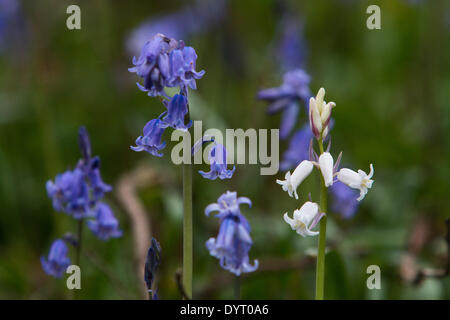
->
[[0, 0, 449, 299]]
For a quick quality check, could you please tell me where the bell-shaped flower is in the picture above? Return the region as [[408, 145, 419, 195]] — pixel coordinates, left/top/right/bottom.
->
[[87, 202, 122, 241], [168, 46, 205, 91], [129, 33, 180, 96], [205, 191, 252, 220], [283, 201, 324, 237], [46, 168, 90, 219], [161, 94, 192, 131], [318, 152, 334, 187], [41, 239, 71, 278], [205, 191, 258, 276], [257, 69, 311, 139], [198, 143, 235, 180], [309, 87, 335, 139], [276, 160, 313, 199], [131, 116, 167, 157], [337, 164, 374, 201]]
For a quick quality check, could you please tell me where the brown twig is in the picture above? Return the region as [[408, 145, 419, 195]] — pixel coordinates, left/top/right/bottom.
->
[[115, 165, 161, 299]]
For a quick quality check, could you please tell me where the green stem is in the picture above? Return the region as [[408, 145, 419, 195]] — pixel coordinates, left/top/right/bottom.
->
[[182, 162, 193, 299], [74, 218, 84, 300], [315, 138, 327, 300], [234, 276, 241, 300]]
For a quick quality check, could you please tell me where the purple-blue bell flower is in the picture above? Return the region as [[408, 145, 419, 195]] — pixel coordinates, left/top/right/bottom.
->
[[87, 203, 122, 241], [257, 69, 311, 139], [198, 143, 235, 180], [76, 127, 112, 202], [46, 168, 90, 219], [161, 94, 192, 131], [168, 46, 205, 91], [330, 181, 360, 219], [280, 125, 313, 171], [41, 239, 71, 278], [129, 33, 180, 97], [131, 116, 167, 157], [205, 191, 258, 276]]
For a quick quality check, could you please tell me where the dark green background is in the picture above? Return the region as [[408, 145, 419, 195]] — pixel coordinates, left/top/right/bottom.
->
[[0, 0, 449, 299]]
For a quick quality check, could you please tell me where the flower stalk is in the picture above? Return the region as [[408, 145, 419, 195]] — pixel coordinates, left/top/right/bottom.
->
[[315, 137, 327, 300], [182, 162, 193, 299]]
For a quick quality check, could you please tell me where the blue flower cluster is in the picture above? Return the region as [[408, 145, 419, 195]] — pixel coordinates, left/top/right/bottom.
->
[[129, 33, 204, 158], [205, 191, 258, 276], [42, 127, 121, 277]]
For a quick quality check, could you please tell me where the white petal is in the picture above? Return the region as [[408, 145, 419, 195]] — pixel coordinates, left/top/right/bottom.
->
[[283, 213, 295, 229], [319, 152, 334, 187], [298, 201, 319, 225], [291, 160, 314, 190], [337, 168, 361, 188]]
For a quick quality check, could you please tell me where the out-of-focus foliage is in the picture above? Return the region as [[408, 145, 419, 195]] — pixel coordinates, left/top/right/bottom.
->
[[0, 0, 449, 299]]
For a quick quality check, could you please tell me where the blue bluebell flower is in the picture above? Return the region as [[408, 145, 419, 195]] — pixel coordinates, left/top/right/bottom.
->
[[76, 127, 112, 202], [46, 168, 90, 219], [205, 191, 258, 276], [129, 33, 180, 97], [198, 143, 235, 180], [130, 116, 167, 157], [168, 46, 205, 91], [41, 239, 71, 278], [87, 203, 122, 240], [330, 181, 360, 219], [257, 69, 311, 139], [280, 125, 313, 171], [161, 94, 192, 131]]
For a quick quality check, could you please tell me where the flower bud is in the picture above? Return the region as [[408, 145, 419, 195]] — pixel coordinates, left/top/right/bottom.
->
[[309, 87, 335, 139]]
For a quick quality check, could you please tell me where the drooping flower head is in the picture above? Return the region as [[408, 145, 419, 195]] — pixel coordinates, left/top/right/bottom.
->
[[283, 201, 324, 237], [46, 168, 90, 219], [337, 164, 374, 201], [205, 191, 258, 276], [76, 127, 112, 202], [87, 203, 122, 241], [330, 181, 360, 218], [257, 69, 311, 139], [169, 46, 205, 92], [41, 239, 71, 278], [280, 125, 313, 171], [198, 143, 235, 180], [130, 116, 167, 157], [129, 33, 181, 97], [161, 93, 192, 131], [276, 160, 313, 199]]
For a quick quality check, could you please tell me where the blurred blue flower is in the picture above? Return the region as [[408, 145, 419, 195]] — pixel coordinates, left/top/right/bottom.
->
[[169, 46, 205, 92], [161, 94, 192, 131], [131, 116, 167, 157], [76, 127, 112, 202], [257, 69, 311, 139], [87, 203, 122, 240], [280, 125, 313, 171], [205, 191, 258, 276], [46, 168, 90, 219], [276, 15, 307, 71], [126, 0, 228, 55], [41, 239, 71, 278], [198, 143, 235, 180], [330, 181, 360, 218], [129, 33, 180, 97]]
